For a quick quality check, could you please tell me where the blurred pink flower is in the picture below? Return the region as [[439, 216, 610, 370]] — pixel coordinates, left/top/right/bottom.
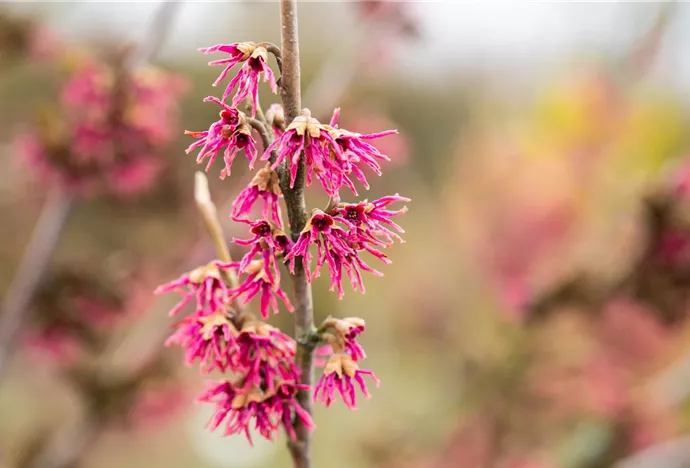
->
[[598, 297, 669, 368], [20, 59, 185, 198], [129, 380, 189, 428], [480, 202, 575, 316]]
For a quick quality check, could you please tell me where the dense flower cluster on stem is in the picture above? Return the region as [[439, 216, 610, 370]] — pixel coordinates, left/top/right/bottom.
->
[[158, 32, 409, 445]]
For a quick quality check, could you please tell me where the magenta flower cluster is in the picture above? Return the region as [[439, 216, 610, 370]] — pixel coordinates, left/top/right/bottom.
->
[[20, 58, 186, 198], [157, 38, 408, 444]]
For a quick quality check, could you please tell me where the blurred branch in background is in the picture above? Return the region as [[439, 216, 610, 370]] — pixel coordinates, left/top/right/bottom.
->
[[0, 0, 180, 384], [0, 187, 73, 380], [1, 3, 183, 468]]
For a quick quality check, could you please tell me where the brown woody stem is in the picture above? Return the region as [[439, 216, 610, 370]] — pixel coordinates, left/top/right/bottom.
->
[[278, 1, 316, 467]]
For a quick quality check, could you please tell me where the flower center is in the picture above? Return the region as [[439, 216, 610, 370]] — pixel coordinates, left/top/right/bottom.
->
[[252, 221, 272, 237]]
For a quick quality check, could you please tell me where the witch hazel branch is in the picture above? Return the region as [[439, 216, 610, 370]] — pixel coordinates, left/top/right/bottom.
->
[[155, 2, 408, 463]]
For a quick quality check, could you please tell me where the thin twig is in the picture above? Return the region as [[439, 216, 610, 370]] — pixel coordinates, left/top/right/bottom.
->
[[0, 187, 73, 381], [247, 117, 273, 153], [278, 1, 315, 467], [194, 172, 245, 306], [16, 3, 182, 467]]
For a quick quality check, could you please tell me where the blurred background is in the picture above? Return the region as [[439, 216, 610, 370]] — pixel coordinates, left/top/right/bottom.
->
[[3, 1, 690, 467]]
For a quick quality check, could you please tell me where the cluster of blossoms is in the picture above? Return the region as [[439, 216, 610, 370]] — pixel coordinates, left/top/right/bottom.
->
[[24, 269, 125, 361], [18, 52, 186, 197], [22, 267, 186, 429], [157, 36, 408, 444]]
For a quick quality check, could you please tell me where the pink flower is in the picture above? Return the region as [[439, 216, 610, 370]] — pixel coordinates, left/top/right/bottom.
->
[[328, 108, 398, 194], [200, 380, 313, 444], [285, 210, 383, 298], [226, 47, 277, 116], [234, 220, 292, 281], [199, 42, 256, 89], [334, 194, 409, 244], [154, 261, 235, 316], [200, 381, 272, 443], [263, 108, 397, 197], [264, 381, 315, 441], [165, 310, 239, 373], [235, 320, 300, 394], [232, 165, 283, 227], [199, 43, 277, 117], [262, 109, 344, 196], [231, 166, 283, 228], [229, 260, 294, 319], [185, 96, 257, 178], [321, 317, 367, 361], [313, 353, 379, 409], [21, 59, 184, 198]]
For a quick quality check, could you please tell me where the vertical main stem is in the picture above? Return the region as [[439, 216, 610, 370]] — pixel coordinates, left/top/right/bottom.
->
[[279, 1, 315, 468]]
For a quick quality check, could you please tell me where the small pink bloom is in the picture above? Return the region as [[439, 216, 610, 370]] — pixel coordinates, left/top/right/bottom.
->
[[225, 47, 277, 116], [231, 165, 283, 227], [322, 317, 367, 361], [165, 310, 239, 373], [154, 261, 235, 316], [262, 109, 344, 196], [21, 60, 184, 198], [199, 43, 277, 117], [185, 97, 257, 178], [285, 210, 383, 298], [328, 108, 398, 194], [340, 111, 410, 166], [235, 320, 301, 394], [228, 260, 294, 319], [313, 353, 379, 409], [263, 108, 397, 197], [264, 381, 315, 442], [200, 380, 313, 444], [233, 220, 292, 281], [199, 381, 273, 443], [334, 194, 409, 245], [200, 43, 255, 84]]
